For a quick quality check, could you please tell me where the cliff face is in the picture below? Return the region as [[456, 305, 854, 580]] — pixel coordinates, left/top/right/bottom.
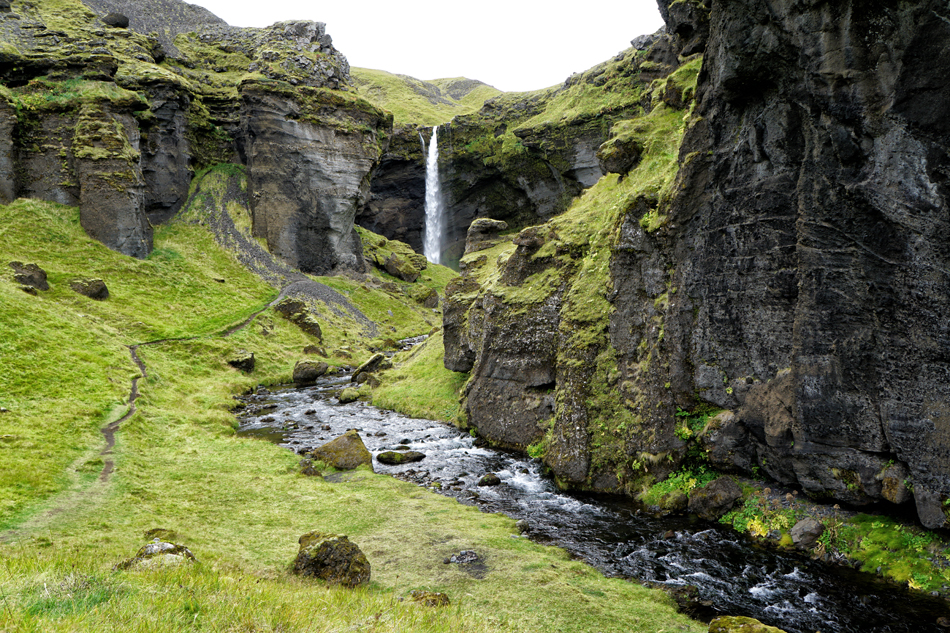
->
[[667, 0, 950, 526], [0, 0, 388, 268], [444, 0, 950, 527]]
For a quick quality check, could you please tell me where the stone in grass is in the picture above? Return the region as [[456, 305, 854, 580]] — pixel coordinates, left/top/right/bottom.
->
[[338, 387, 360, 404], [227, 350, 255, 373], [307, 429, 372, 471], [408, 590, 450, 607], [114, 539, 197, 571], [293, 531, 370, 588], [9, 261, 49, 291], [69, 278, 109, 300], [687, 476, 742, 521], [708, 616, 788, 633], [298, 458, 324, 477], [477, 472, 501, 487], [376, 450, 425, 465], [293, 360, 328, 385]]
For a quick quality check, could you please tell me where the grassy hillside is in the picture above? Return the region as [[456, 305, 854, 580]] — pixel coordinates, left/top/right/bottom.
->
[[351, 68, 501, 126], [0, 196, 703, 632]]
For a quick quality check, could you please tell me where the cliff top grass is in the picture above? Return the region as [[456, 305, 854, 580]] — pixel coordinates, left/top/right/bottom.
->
[[351, 67, 501, 127], [0, 198, 703, 633]]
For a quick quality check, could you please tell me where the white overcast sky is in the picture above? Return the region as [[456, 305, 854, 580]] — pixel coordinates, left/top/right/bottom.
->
[[185, 1, 666, 92]]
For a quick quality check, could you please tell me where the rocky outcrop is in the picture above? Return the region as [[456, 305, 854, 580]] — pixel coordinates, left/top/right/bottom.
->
[[0, 98, 14, 204], [239, 80, 391, 275]]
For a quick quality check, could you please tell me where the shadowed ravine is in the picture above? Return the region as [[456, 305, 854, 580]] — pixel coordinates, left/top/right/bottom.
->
[[238, 377, 950, 633]]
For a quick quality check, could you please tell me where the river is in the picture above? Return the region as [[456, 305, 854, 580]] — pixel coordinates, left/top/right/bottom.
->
[[236, 375, 950, 633]]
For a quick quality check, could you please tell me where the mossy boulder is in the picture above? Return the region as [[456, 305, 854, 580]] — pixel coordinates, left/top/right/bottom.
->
[[658, 489, 689, 514], [293, 531, 370, 588], [9, 261, 49, 291], [274, 298, 323, 340], [383, 253, 421, 282], [114, 540, 197, 571], [596, 136, 643, 175], [293, 360, 329, 385], [708, 616, 787, 633], [376, 450, 425, 465], [351, 352, 386, 382], [69, 278, 109, 300], [307, 429, 371, 470], [338, 387, 360, 404]]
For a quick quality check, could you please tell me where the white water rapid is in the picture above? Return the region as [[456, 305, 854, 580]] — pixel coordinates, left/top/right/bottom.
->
[[423, 126, 444, 264]]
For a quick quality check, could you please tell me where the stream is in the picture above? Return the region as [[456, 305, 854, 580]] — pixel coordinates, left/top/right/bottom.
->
[[236, 374, 950, 633]]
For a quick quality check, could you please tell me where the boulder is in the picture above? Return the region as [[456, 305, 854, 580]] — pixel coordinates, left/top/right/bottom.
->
[[102, 12, 130, 28], [69, 278, 109, 300], [114, 540, 197, 571], [464, 218, 508, 255], [274, 298, 323, 340], [708, 616, 787, 633], [338, 387, 360, 404], [293, 531, 370, 588], [789, 518, 824, 550], [659, 489, 689, 514], [687, 477, 742, 521], [596, 137, 643, 175], [293, 360, 329, 385], [307, 430, 372, 471], [383, 253, 421, 282], [9, 262, 49, 291], [351, 353, 386, 382], [376, 450, 425, 465], [477, 472, 501, 487], [227, 351, 255, 373]]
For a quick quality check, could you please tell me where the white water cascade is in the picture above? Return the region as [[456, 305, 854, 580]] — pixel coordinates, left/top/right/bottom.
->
[[422, 126, 444, 264]]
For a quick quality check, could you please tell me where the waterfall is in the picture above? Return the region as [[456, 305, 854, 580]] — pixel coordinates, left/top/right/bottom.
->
[[423, 126, 444, 265]]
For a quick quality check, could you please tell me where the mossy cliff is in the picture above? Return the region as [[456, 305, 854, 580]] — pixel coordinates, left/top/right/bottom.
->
[[444, 0, 950, 533], [0, 0, 390, 271]]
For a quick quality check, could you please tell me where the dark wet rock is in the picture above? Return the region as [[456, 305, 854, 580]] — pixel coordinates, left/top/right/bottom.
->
[[293, 360, 328, 386], [408, 590, 450, 607], [307, 429, 372, 471], [708, 616, 787, 633], [69, 278, 109, 300], [477, 473, 501, 487], [9, 262, 49, 291], [790, 518, 824, 550], [338, 387, 360, 404], [376, 450, 425, 465], [687, 477, 742, 521], [464, 218, 508, 255], [227, 350, 255, 373], [101, 12, 129, 28], [114, 540, 197, 570], [293, 531, 370, 588]]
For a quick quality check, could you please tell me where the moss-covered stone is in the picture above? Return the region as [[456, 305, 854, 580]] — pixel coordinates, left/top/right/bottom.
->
[[708, 616, 786, 633], [307, 429, 371, 470]]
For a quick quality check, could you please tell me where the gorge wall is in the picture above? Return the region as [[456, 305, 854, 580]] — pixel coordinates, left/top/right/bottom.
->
[[0, 0, 389, 271], [444, 0, 950, 528]]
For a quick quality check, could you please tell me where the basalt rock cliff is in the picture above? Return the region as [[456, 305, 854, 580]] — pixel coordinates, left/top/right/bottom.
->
[[444, 0, 950, 529], [0, 0, 389, 271]]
